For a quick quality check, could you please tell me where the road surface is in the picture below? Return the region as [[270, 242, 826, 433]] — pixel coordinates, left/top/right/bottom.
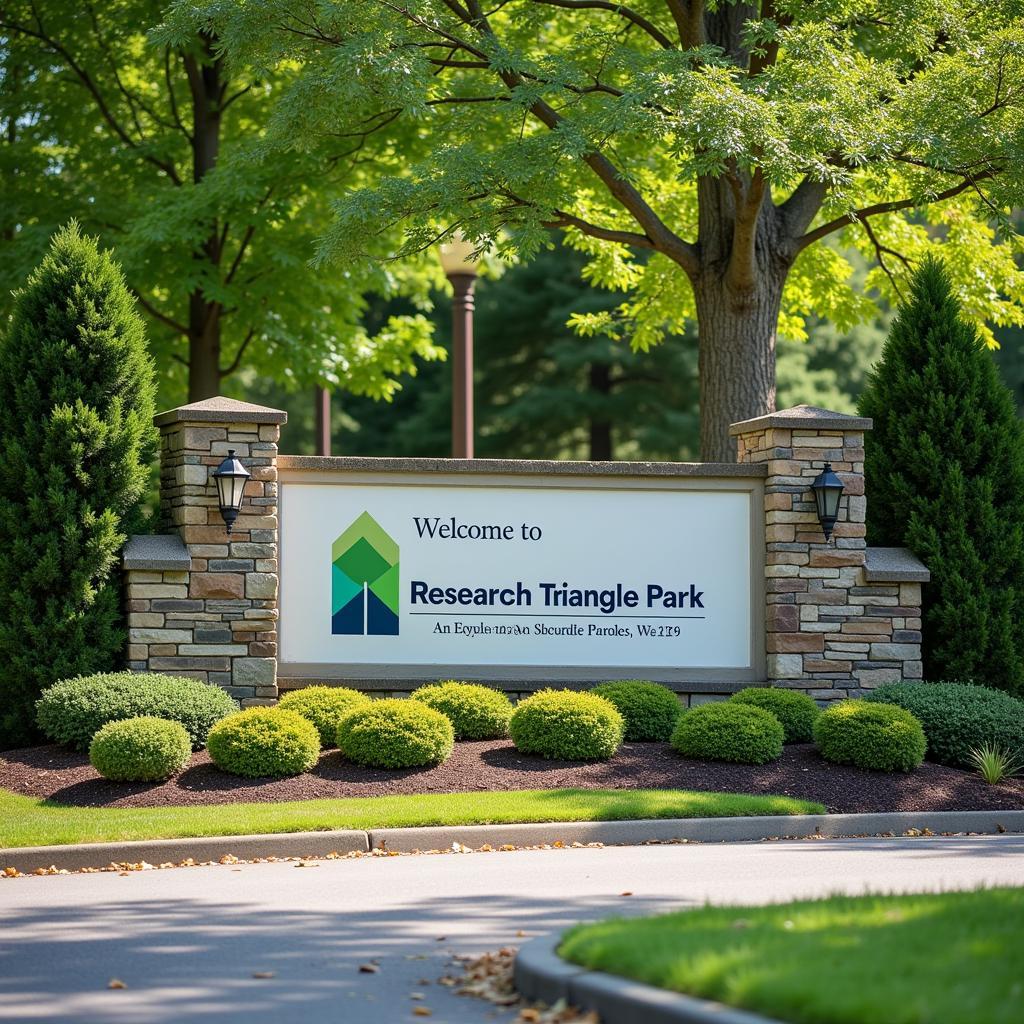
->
[[2, 835, 1023, 1022]]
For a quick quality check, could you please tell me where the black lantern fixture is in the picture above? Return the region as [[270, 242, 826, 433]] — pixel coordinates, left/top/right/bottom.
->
[[811, 462, 844, 542], [212, 449, 250, 533]]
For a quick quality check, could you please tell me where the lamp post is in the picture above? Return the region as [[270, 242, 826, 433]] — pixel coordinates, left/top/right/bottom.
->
[[438, 234, 481, 459], [212, 449, 250, 533], [811, 462, 844, 542]]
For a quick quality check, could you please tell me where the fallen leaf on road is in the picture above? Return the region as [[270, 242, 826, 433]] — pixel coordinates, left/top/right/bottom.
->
[[619, 891, 633, 896], [412, 1007, 432, 1016], [252, 972, 275, 979], [358, 964, 379, 974], [108, 979, 126, 990]]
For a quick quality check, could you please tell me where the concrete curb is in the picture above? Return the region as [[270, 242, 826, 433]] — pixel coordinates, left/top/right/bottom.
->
[[516, 932, 780, 1024], [3, 809, 1023, 872]]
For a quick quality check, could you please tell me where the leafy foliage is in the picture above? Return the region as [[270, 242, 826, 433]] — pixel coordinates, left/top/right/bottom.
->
[[729, 688, 820, 744], [509, 689, 624, 761], [671, 703, 783, 765], [277, 686, 370, 747], [411, 681, 513, 740], [591, 681, 682, 742], [89, 716, 192, 783], [865, 682, 1024, 769], [813, 700, 926, 773], [859, 258, 1024, 693], [0, 225, 157, 749], [968, 742, 1022, 785], [336, 699, 454, 769], [207, 708, 320, 778], [36, 672, 237, 752]]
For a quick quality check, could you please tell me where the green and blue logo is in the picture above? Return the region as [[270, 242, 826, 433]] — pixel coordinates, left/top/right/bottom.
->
[[331, 512, 399, 635]]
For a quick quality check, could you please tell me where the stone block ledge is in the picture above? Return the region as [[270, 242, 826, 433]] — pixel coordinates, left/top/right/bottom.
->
[[123, 534, 191, 571], [154, 396, 288, 427], [865, 547, 931, 583], [729, 404, 872, 436]]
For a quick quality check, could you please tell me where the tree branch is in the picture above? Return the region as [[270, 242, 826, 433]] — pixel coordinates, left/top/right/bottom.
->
[[543, 209, 657, 248], [219, 327, 256, 377], [529, 0, 675, 49], [134, 292, 188, 336]]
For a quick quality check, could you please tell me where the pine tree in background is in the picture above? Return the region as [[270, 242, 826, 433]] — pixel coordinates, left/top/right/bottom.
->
[[859, 257, 1024, 694], [0, 224, 157, 748]]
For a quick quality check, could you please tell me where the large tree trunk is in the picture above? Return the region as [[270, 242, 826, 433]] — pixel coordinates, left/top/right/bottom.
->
[[588, 361, 613, 460], [185, 36, 223, 402], [693, 271, 785, 463]]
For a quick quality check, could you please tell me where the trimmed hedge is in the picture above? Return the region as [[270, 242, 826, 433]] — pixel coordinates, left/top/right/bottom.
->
[[729, 688, 820, 744], [277, 686, 370, 746], [89, 716, 192, 782], [671, 702, 784, 765], [864, 682, 1024, 768], [591, 681, 682, 741], [337, 699, 454, 769], [207, 708, 320, 778], [509, 689, 624, 761], [814, 700, 926, 773], [412, 681, 513, 740], [36, 672, 238, 751]]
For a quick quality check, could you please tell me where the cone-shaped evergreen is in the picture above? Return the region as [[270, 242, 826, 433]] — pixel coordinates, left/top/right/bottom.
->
[[859, 257, 1024, 694], [0, 224, 157, 748]]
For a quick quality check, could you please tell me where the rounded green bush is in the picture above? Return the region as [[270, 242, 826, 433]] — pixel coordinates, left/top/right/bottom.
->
[[278, 686, 370, 746], [509, 689, 624, 761], [36, 672, 238, 752], [337, 699, 454, 769], [591, 681, 682, 742], [729, 687, 820, 744], [411, 681, 513, 740], [89, 716, 192, 782], [207, 708, 321, 778], [864, 682, 1024, 768], [671, 702, 784, 764], [814, 700, 926, 773]]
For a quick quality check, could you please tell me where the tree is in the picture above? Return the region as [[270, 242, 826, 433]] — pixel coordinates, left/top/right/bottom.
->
[[0, 1, 442, 405], [0, 224, 157, 748], [859, 257, 1024, 695], [175, 0, 1024, 459]]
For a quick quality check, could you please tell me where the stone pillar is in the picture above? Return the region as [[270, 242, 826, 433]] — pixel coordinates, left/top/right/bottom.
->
[[124, 397, 287, 705], [731, 405, 927, 700]]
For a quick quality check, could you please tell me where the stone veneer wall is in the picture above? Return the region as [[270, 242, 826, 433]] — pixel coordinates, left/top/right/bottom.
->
[[731, 406, 926, 700], [124, 397, 286, 705]]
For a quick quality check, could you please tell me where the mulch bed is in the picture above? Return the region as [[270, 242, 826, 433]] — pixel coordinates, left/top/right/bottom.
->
[[3, 741, 1023, 815]]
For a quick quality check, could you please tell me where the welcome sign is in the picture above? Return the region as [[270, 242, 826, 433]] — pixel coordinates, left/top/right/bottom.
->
[[279, 467, 764, 683]]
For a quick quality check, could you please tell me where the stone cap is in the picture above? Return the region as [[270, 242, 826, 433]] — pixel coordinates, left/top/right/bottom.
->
[[123, 534, 192, 571], [154, 396, 287, 427], [277, 455, 768, 479], [865, 547, 930, 583], [729, 404, 872, 436]]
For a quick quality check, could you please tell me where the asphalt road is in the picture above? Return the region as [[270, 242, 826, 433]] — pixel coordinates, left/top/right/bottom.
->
[[2, 835, 1023, 1023]]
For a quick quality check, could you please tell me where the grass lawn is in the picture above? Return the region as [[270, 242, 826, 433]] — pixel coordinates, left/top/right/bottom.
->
[[0, 787, 822, 848], [560, 887, 1024, 1024]]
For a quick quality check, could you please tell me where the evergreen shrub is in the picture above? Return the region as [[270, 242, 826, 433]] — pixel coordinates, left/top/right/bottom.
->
[[865, 681, 1024, 768], [0, 224, 157, 748], [207, 708, 320, 778], [729, 687, 820, 744], [36, 672, 237, 751], [814, 700, 926, 773], [411, 681, 513, 739], [336, 698, 454, 769], [509, 689, 624, 760], [89, 716, 191, 782], [671, 702, 784, 764], [591, 681, 682, 741], [277, 686, 370, 746], [859, 257, 1024, 694]]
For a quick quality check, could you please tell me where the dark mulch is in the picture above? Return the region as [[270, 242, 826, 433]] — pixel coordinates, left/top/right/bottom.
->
[[2, 741, 1022, 815]]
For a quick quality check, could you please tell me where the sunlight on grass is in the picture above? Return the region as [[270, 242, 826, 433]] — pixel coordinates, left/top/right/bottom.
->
[[560, 888, 1024, 1024], [0, 787, 823, 848]]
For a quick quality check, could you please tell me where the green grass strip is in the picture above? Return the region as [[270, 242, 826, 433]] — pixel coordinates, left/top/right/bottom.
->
[[560, 888, 1024, 1024], [0, 787, 822, 849]]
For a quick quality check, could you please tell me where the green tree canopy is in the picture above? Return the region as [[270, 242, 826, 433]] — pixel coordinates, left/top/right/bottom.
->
[[169, 0, 1024, 458], [0, 0, 443, 406]]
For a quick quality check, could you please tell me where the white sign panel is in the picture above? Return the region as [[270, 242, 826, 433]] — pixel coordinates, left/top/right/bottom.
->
[[279, 478, 757, 678]]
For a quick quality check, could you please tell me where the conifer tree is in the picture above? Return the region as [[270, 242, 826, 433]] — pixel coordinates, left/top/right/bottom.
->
[[0, 224, 157, 748], [860, 257, 1024, 694]]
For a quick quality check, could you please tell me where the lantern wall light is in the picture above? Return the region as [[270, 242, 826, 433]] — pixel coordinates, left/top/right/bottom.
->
[[212, 449, 250, 533], [811, 462, 844, 542]]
